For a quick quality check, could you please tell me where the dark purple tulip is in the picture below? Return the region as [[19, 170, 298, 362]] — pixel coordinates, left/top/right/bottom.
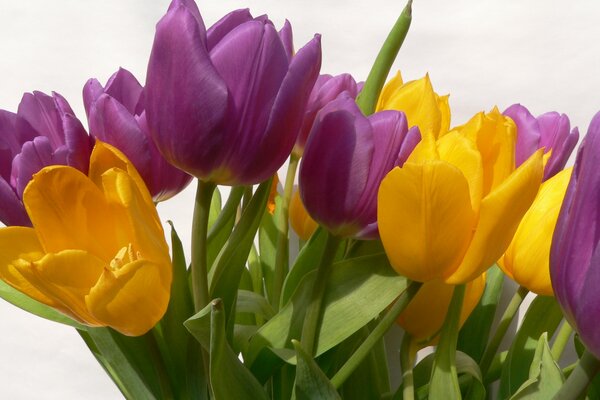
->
[[299, 93, 420, 239], [551, 111, 600, 358], [84, 68, 192, 201], [0, 92, 92, 226], [294, 73, 359, 155], [504, 104, 579, 180], [145, 1, 322, 185]]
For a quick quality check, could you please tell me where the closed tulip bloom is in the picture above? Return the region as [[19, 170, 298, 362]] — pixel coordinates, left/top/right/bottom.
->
[[84, 67, 192, 201], [289, 189, 318, 241], [0, 141, 172, 336], [0, 92, 92, 226], [397, 275, 485, 345], [294, 73, 359, 155], [504, 104, 579, 180], [300, 93, 420, 239], [378, 108, 543, 284], [145, 1, 322, 185], [376, 71, 450, 138], [551, 112, 600, 357]]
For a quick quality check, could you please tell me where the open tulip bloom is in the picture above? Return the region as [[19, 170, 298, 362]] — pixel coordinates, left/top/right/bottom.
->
[[2, 0, 600, 399]]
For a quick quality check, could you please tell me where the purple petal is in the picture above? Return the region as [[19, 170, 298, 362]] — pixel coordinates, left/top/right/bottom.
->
[[83, 78, 105, 118], [397, 126, 421, 166], [278, 20, 294, 61], [103, 68, 144, 115], [51, 92, 91, 173], [167, 0, 206, 44], [538, 112, 579, 179], [503, 104, 541, 166], [17, 91, 64, 148], [0, 110, 21, 180], [0, 176, 29, 226], [206, 8, 253, 51], [573, 241, 600, 357]]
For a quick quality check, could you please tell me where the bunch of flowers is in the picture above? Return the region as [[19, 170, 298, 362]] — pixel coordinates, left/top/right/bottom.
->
[[1, 1, 599, 399]]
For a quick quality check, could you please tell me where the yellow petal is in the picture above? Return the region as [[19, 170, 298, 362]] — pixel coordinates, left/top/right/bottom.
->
[[378, 161, 476, 282], [289, 190, 318, 241], [376, 70, 403, 110], [502, 167, 572, 296], [445, 149, 543, 284], [436, 94, 451, 135], [87, 259, 171, 336]]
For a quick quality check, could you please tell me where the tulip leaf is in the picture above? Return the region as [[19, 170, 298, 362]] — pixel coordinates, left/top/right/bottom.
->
[[209, 299, 269, 400], [207, 186, 244, 270], [458, 265, 505, 362], [499, 295, 563, 398], [292, 340, 342, 400], [259, 195, 279, 303], [0, 279, 86, 330], [207, 186, 222, 230], [245, 253, 407, 382], [184, 302, 213, 351], [509, 332, 564, 399], [236, 289, 276, 321]]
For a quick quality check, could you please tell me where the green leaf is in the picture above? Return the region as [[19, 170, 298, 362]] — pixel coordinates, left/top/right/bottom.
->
[[499, 295, 563, 398], [258, 196, 280, 303], [245, 253, 407, 381], [184, 302, 213, 351], [0, 279, 87, 329], [209, 299, 269, 400], [293, 340, 342, 400], [237, 289, 276, 321], [207, 186, 244, 270], [458, 265, 505, 362], [510, 332, 564, 399], [207, 186, 222, 230]]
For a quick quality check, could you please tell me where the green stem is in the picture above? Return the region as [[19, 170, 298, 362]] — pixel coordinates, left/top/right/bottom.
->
[[554, 350, 600, 400], [429, 284, 466, 400], [331, 281, 422, 388], [355, 0, 413, 115], [551, 320, 574, 361], [300, 233, 342, 355], [191, 180, 216, 312], [272, 154, 300, 310], [400, 333, 416, 400], [480, 285, 529, 376]]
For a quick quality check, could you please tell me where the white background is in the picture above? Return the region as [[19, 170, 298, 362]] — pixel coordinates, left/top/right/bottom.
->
[[0, 0, 598, 398]]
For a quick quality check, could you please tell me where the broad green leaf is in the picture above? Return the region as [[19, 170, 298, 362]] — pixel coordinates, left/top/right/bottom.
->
[[237, 289, 276, 321], [207, 186, 222, 230], [510, 332, 564, 399], [209, 299, 269, 400], [293, 340, 341, 400], [207, 186, 244, 270], [458, 265, 505, 362], [259, 195, 280, 303], [499, 295, 563, 398], [0, 279, 86, 329], [184, 302, 213, 351]]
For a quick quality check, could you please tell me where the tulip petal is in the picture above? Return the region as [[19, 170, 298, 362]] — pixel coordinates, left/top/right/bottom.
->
[[445, 149, 543, 284], [87, 259, 170, 336], [437, 94, 451, 134], [0, 177, 29, 226], [17, 92, 64, 148], [82, 79, 105, 118], [376, 70, 403, 111], [103, 68, 144, 115], [378, 160, 476, 282], [503, 104, 541, 166], [206, 8, 253, 51]]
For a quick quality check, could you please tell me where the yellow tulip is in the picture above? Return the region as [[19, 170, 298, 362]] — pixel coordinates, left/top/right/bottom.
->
[[499, 167, 572, 296], [397, 275, 485, 345], [289, 189, 318, 241], [376, 71, 451, 138], [378, 108, 543, 284], [0, 141, 172, 336]]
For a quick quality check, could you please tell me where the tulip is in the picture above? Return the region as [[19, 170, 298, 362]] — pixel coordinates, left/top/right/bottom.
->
[[0, 141, 172, 336], [293, 73, 359, 155], [378, 108, 543, 283], [289, 189, 318, 241], [504, 104, 579, 180], [0, 92, 92, 226], [376, 71, 450, 138], [145, 1, 322, 185], [299, 93, 420, 239], [551, 111, 600, 357], [84, 67, 192, 201], [499, 168, 571, 296], [397, 275, 485, 344]]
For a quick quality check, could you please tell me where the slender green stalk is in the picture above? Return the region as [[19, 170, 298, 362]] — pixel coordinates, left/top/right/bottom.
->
[[331, 281, 423, 388], [191, 180, 217, 312], [480, 285, 529, 376], [300, 233, 342, 355], [551, 320, 574, 361], [206, 186, 244, 240], [400, 333, 416, 400], [554, 350, 600, 400], [272, 154, 300, 310]]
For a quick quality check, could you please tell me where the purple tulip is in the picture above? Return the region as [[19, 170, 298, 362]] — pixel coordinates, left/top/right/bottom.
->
[[299, 93, 420, 239], [0, 92, 92, 226], [503, 104, 579, 180], [84, 68, 192, 201], [294, 73, 359, 155], [145, 1, 322, 185], [551, 111, 600, 358]]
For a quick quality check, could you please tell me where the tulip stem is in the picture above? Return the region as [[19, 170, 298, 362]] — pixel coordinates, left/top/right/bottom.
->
[[191, 180, 216, 312], [400, 333, 417, 400], [554, 350, 600, 400], [551, 320, 574, 361], [331, 280, 422, 388], [272, 153, 300, 310], [480, 285, 529, 377], [300, 232, 341, 355]]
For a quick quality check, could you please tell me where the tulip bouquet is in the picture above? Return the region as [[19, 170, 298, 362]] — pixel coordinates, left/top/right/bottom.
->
[[1, 0, 600, 399]]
